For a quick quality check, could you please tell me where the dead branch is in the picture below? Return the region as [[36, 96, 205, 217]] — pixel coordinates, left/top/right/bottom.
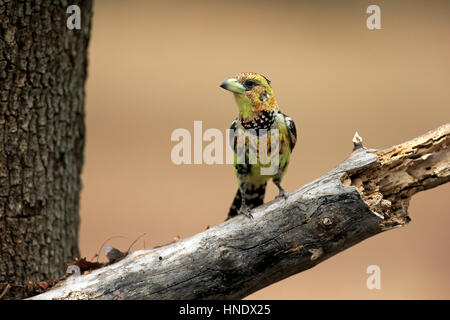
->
[[29, 124, 450, 300]]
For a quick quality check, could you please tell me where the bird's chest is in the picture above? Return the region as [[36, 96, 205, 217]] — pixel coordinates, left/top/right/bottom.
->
[[240, 109, 275, 130], [233, 118, 290, 167]]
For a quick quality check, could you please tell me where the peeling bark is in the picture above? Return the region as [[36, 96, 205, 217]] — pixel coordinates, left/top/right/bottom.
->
[[342, 124, 450, 230], [29, 124, 450, 300], [0, 1, 92, 299]]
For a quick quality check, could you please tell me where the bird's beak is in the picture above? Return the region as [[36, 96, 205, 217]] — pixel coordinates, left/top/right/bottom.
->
[[220, 78, 245, 94]]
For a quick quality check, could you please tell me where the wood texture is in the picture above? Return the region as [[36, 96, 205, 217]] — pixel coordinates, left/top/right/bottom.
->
[[29, 124, 449, 300], [0, 1, 92, 299]]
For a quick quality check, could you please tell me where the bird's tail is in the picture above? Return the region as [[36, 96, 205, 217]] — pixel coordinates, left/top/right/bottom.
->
[[227, 182, 267, 219]]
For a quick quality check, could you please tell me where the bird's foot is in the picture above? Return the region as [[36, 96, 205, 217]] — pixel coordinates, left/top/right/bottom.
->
[[238, 206, 253, 219], [276, 189, 288, 200]]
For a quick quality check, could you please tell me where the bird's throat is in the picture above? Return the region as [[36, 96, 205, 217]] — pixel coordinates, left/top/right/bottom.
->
[[233, 93, 277, 122]]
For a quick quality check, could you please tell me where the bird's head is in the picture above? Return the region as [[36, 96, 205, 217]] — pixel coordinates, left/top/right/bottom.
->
[[220, 72, 278, 121]]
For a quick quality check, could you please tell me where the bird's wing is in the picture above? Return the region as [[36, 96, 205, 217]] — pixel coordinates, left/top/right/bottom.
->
[[280, 112, 297, 150]]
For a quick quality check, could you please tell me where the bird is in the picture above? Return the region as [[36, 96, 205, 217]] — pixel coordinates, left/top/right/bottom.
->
[[220, 72, 297, 220]]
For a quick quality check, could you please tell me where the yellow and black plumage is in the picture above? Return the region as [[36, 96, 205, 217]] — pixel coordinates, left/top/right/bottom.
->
[[220, 72, 297, 219]]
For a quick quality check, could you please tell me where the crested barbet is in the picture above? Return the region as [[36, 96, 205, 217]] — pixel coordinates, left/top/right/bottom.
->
[[220, 72, 297, 219]]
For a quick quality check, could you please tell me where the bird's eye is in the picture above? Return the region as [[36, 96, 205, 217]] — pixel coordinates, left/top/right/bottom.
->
[[244, 80, 256, 89]]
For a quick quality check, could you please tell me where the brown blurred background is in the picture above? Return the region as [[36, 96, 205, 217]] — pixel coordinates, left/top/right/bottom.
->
[[81, 0, 450, 299]]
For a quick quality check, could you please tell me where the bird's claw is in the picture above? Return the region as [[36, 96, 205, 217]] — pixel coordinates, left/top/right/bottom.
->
[[276, 190, 288, 199], [238, 207, 253, 219]]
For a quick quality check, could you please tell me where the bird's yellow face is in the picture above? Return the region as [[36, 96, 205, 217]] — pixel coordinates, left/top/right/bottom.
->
[[220, 72, 278, 121]]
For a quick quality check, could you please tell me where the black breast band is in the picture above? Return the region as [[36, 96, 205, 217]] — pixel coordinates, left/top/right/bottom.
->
[[240, 110, 275, 130]]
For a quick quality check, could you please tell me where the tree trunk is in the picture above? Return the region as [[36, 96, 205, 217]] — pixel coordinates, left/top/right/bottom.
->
[[0, 1, 92, 299]]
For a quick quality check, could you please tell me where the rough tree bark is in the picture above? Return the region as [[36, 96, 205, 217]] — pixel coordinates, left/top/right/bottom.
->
[[30, 123, 449, 300], [0, 1, 92, 299]]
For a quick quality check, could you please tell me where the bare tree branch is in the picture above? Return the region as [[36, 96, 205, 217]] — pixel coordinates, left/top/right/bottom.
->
[[29, 124, 450, 300]]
